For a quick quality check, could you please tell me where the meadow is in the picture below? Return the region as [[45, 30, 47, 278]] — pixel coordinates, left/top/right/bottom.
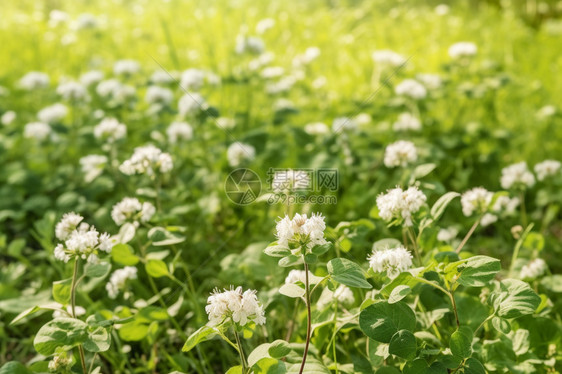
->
[[0, 0, 562, 373]]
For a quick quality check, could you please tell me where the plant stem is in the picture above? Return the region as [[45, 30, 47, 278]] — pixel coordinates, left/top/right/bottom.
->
[[70, 259, 88, 374], [450, 289, 460, 328], [331, 300, 339, 374], [520, 191, 527, 227], [474, 314, 494, 336], [407, 227, 421, 265], [298, 263, 312, 374], [234, 329, 247, 373], [508, 223, 534, 278], [285, 299, 300, 342], [414, 277, 459, 328], [455, 218, 480, 254]]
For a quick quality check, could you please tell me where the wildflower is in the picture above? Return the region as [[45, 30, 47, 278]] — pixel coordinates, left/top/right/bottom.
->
[[292, 47, 321, 67], [437, 227, 459, 242], [38, 103, 68, 124], [520, 258, 547, 280], [536, 105, 556, 119], [332, 117, 358, 132], [48, 10, 70, 27], [96, 79, 136, 104], [113, 59, 140, 76], [80, 70, 104, 86], [284, 270, 322, 285], [94, 118, 127, 143], [395, 79, 427, 100], [376, 186, 427, 226], [266, 77, 297, 94], [275, 213, 327, 251], [178, 93, 207, 117], [180, 69, 206, 91], [1, 111, 16, 126], [19, 72, 49, 90], [235, 35, 265, 55], [500, 162, 535, 189], [480, 213, 498, 227], [150, 70, 175, 84], [368, 245, 413, 278], [372, 50, 406, 67], [145, 86, 174, 106], [53, 215, 112, 263], [271, 169, 311, 193], [206, 286, 266, 326], [227, 142, 256, 167], [448, 42, 477, 59], [216, 117, 236, 130], [48, 351, 72, 371], [318, 285, 355, 309], [383, 140, 418, 168], [534, 160, 561, 181], [55, 212, 84, 240], [416, 73, 442, 90], [304, 122, 329, 136], [356, 113, 372, 126], [73, 13, 98, 30], [106, 266, 138, 299], [111, 197, 155, 226], [256, 18, 275, 34], [167, 121, 193, 144], [261, 66, 285, 79], [57, 81, 89, 101], [393, 113, 421, 132], [492, 195, 519, 215], [79, 155, 108, 182], [461, 187, 493, 217], [24, 122, 51, 141], [119, 145, 173, 176]]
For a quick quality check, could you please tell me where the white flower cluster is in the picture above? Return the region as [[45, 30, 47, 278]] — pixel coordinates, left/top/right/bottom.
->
[[292, 46, 321, 67], [150, 70, 175, 84], [384, 140, 418, 168], [111, 197, 155, 226], [275, 213, 327, 251], [19, 72, 50, 90], [534, 160, 561, 181], [54, 212, 112, 263], [94, 118, 127, 143], [80, 70, 104, 86], [235, 35, 265, 55], [437, 226, 459, 242], [96, 79, 136, 104], [500, 162, 535, 189], [318, 285, 355, 310], [206, 286, 266, 326], [106, 266, 138, 299], [167, 121, 193, 144], [24, 122, 51, 141], [376, 186, 427, 226], [395, 79, 427, 100], [79, 154, 108, 182], [416, 73, 442, 90], [519, 258, 547, 280], [113, 59, 140, 76], [227, 142, 256, 167], [372, 50, 406, 67], [332, 117, 359, 132], [180, 69, 206, 91], [48, 351, 71, 371], [448, 42, 478, 59], [38, 103, 68, 124], [178, 93, 207, 117], [284, 270, 322, 285], [304, 122, 329, 136], [393, 113, 421, 132], [57, 81, 89, 101], [145, 86, 174, 106], [1, 111, 16, 126], [461, 187, 493, 217], [368, 245, 413, 278], [120, 145, 173, 176]]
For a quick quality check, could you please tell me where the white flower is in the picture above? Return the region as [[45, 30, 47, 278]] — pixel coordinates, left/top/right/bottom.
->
[[356, 113, 372, 126], [393, 113, 421, 132], [492, 196, 520, 215], [106, 266, 138, 299], [275, 213, 327, 250], [19, 72, 49, 90], [519, 258, 547, 280], [1, 111, 16, 126], [178, 93, 207, 117], [80, 70, 104, 86], [57, 81, 89, 101], [500, 162, 535, 189], [180, 69, 206, 91], [292, 47, 321, 67], [48, 351, 72, 371], [145, 86, 174, 105], [38, 103, 68, 124], [256, 18, 275, 34], [150, 70, 175, 84], [79, 154, 108, 182], [113, 59, 140, 76], [261, 66, 285, 79], [54, 217, 112, 262], [96, 79, 136, 104], [395, 79, 427, 100], [437, 227, 458, 242], [73, 13, 98, 30], [536, 105, 556, 119], [368, 245, 413, 278], [273, 98, 296, 111], [227, 142, 256, 167], [216, 117, 236, 130], [167, 121, 193, 144], [384, 140, 418, 168], [416, 73, 442, 90], [111, 197, 155, 226], [480, 213, 498, 227], [54, 244, 71, 262], [206, 286, 266, 326], [376, 186, 427, 226], [271, 169, 311, 193], [53, 305, 85, 318], [235, 35, 265, 55], [94, 118, 127, 143], [435, 4, 450, 15], [318, 285, 355, 310], [304, 122, 329, 136], [119, 145, 173, 176], [284, 270, 322, 285], [534, 160, 561, 181], [448, 42, 478, 59], [48, 10, 69, 27], [461, 187, 493, 217], [372, 50, 406, 67], [266, 77, 297, 94], [332, 117, 358, 132], [55, 212, 84, 240], [24, 122, 52, 141]]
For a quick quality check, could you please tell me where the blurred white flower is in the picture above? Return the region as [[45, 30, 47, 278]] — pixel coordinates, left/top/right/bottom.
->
[[520, 258, 547, 280], [435, 4, 450, 15], [206, 286, 266, 326], [216, 117, 236, 130], [261, 66, 285, 79], [372, 50, 406, 67], [111, 197, 155, 226], [180, 69, 206, 91], [113, 59, 140, 76], [266, 76, 297, 94], [368, 245, 413, 278], [275, 213, 327, 250], [79, 154, 108, 182], [178, 93, 207, 117], [534, 160, 561, 181], [536, 105, 556, 119], [393, 113, 421, 132], [376, 186, 426, 226], [19, 72, 49, 90], [53, 305, 85, 318], [55, 212, 84, 241], [150, 70, 175, 84], [480, 213, 498, 227], [461, 187, 493, 217], [332, 117, 358, 132], [24, 122, 52, 141], [167, 121, 193, 144], [54, 216, 112, 262], [73, 13, 99, 30], [145, 86, 174, 105], [284, 270, 322, 285], [48, 10, 69, 27], [356, 113, 372, 126], [395, 79, 427, 100], [1, 111, 16, 126], [416, 73, 442, 90], [57, 81, 89, 101], [492, 195, 520, 215], [227, 142, 256, 167], [120, 145, 173, 176], [80, 70, 104, 86], [318, 285, 355, 309], [94, 118, 127, 143], [256, 18, 275, 34], [384, 140, 418, 168], [448, 42, 477, 59], [292, 47, 321, 67], [304, 122, 329, 136], [96, 79, 136, 104], [500, 162, 535, 189], [48, 351, 72, 372], [37, 103, 68, 124], [106, 266, 138, 299], [437, 227, 458, 242], [235, 35, 265, 55]]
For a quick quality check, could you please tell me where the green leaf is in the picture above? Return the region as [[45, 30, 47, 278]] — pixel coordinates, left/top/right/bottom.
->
[[33, 318, 88, 356], [491, 316, 511, 334], [145, 259, 169, 278], [117, 222, 136, 244], [0, 362, 32, 374], [327, 258, 371, 289], [450, 326, 473, 359], [389, 329, 416, 360], [254, 358, 287, 374], [359, 301, 416, 343], [268, 340, 291, 359], [430, 192, 460, 221], [372, 238, 402, 251], [111, 244, 139, 265], [310, 243, 332, 256], [264, 244, 291, 258], [84, 262, 112, 278], [304, 253, 318, 264], [84, 326, 111, 352], [388, 285, 411, 304], [182, 326, 216, 352], [456, 255, 500, 287], [490, 279, 541, 319], [225, 366, 243, 374], [462, 358, 486, 374], [411, 163, 437, 181], [278, 284, 305, 298], [52, 278, 72, 305], [148, 226, 186, 246], [119, 322, 149, 341], [278, 255, 303, 268], [247, 343, 271, 367], [403, 359, 429, 374]]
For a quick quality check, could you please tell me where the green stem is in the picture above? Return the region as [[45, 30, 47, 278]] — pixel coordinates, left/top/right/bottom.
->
[[520, 191, 528, 227], [455, 218, 481, 254], [298, 263, 312, 374], [70, 259, 88, 374], [508, 223, 534, 278], [474, 314, 494, 336], [234, 329, 248, 373], [331, 300, 339, 374], [407, 227, 421, 265], [414, 277, 459, 328]]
